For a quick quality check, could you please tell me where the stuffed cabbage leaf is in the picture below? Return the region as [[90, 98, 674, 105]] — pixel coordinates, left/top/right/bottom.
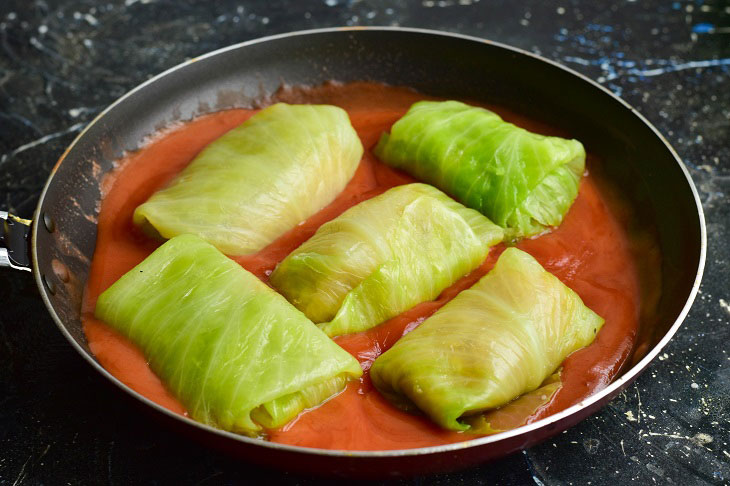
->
[[270, 183, 504, 337], [370, 247, 603, 432], [374, 100, 585, 240], [95, 234, 362, 436], [134, 103, 363, 256]]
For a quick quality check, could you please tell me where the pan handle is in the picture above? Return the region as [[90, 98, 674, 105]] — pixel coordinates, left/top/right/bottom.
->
[[0, 211, 32, 272]]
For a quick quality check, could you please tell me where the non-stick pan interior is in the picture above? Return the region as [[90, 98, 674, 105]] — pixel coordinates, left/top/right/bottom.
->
[[32, 28, 704, 464]]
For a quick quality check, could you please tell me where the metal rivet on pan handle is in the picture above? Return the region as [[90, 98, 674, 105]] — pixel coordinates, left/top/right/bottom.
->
[[43, 212, 56, 233], [42, 273, 57, 295]]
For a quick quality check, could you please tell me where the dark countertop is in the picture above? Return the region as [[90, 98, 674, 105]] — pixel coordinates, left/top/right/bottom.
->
[[1, 0, 728, 484]]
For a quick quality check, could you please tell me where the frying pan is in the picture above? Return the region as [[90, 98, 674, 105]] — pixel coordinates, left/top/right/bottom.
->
[[0, 27, 706, 478]]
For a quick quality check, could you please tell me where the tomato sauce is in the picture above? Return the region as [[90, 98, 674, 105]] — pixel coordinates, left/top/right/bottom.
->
[[82, 82, 641, 451]]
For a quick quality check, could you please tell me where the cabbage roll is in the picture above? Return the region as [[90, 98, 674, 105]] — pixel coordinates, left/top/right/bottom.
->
[[370, 247, 603, 432], [463, 371, 562, 434], [270, 183, 503, 337], [134, 103, 363, 256], [95, 234, 362, 436], [374, 101, 585, 240]]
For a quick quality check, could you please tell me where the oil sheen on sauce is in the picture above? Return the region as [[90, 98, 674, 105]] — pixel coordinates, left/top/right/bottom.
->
[[82, 82, 640, 451]]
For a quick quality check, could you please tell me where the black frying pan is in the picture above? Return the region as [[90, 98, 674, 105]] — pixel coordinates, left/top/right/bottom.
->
[[0, 27, 706, 478]]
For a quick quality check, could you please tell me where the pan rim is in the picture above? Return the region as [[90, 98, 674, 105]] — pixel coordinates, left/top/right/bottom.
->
[[32, 26, 707, 458]]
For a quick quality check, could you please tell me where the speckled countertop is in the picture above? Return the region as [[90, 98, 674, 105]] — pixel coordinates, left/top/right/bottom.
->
[[1, 1, 728, 484]]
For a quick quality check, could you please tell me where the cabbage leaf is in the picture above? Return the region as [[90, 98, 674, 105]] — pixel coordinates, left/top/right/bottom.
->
[[270, 183, 503, 337], [95, 234, 362, 436], [374, 100, 585, 240], [134, 103, 363, 255], [370, 248, 603, 431]]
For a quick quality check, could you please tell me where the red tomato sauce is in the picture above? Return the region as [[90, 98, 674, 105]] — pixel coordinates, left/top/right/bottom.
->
[[82, 82, 641, 451]]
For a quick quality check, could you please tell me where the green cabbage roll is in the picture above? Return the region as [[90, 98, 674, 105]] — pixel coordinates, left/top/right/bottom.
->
[[370, 247, 603, 432], [463, 371, 562, 434], [270, 183, 504, 337], [374, 100, 586, 240], [134, 103, 363, 256], [95, 234, 362, 436]]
